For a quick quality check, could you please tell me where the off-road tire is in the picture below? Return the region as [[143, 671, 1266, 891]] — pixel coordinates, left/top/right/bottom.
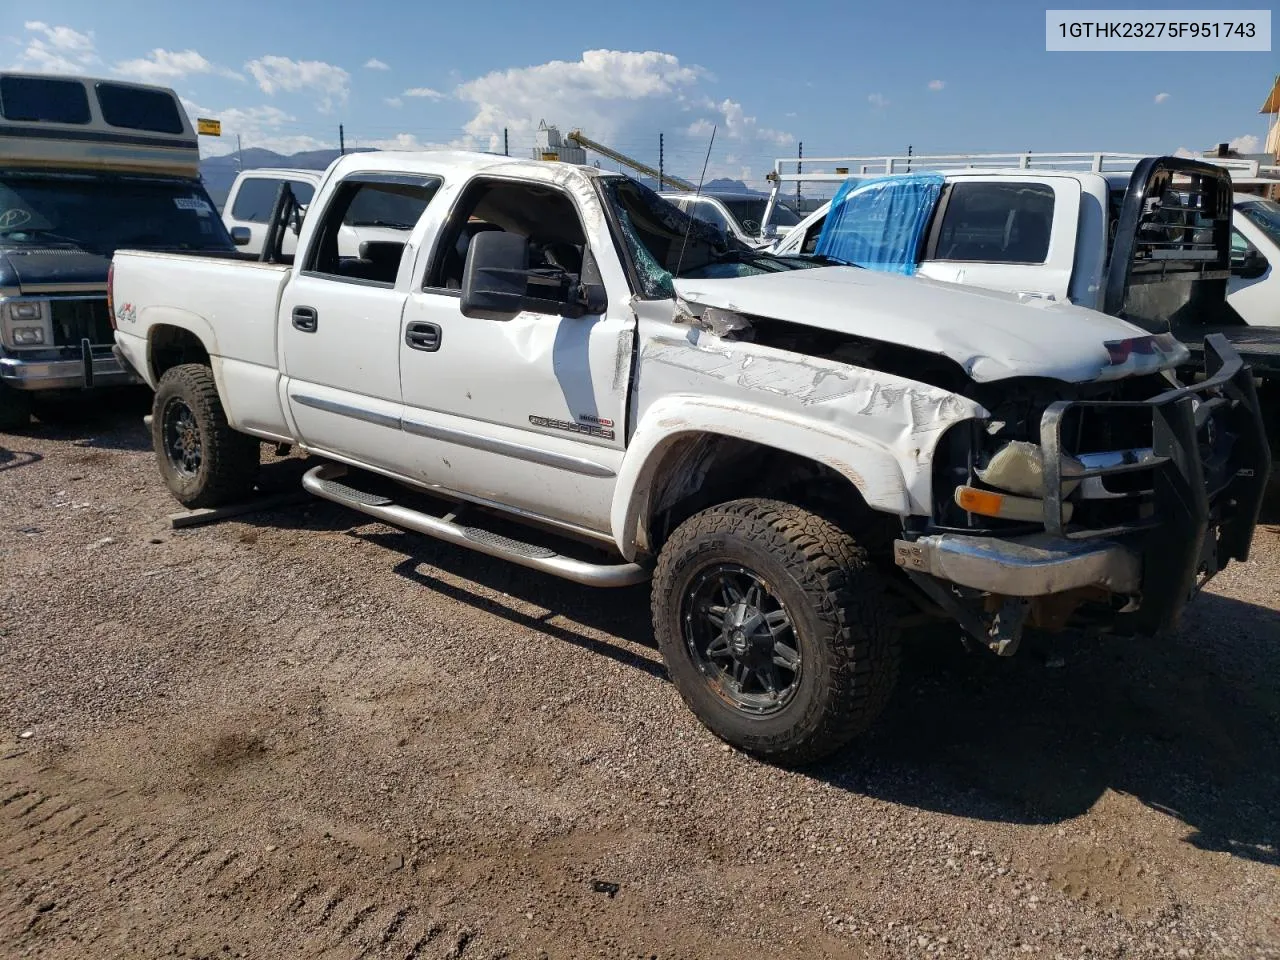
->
[[651, 498, 900, 765], [152, 363, 259, 508], [0, 382, 32, 431]]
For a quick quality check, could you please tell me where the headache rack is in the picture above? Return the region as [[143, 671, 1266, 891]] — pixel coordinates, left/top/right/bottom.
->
[[760, 150, 1275, 233], [1039, 334, 1270, 633]]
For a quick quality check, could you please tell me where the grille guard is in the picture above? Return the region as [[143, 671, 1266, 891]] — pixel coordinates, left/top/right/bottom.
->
[[1039, 333, 1271, 633]]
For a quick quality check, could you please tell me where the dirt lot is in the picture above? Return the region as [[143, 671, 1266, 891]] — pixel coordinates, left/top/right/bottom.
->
[[1, 394, 1278, 959]]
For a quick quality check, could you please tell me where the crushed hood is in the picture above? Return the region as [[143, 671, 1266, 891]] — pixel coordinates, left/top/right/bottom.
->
[[674, 266, 1160, 384]]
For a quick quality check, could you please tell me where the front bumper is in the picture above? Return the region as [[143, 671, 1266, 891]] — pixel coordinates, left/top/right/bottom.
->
[[894, 534, 1141, 596], [0, 350, 139, 391]]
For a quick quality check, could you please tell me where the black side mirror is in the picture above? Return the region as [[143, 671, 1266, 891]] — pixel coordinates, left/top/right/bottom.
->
[[461, 232, 608, 320], [461, 232, 530, 319], [1232, 248, 1268, 280], [229, 226, 251, 247]]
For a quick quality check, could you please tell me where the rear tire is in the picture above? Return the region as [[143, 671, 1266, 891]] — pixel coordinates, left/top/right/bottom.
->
[[651, 498, 899, 765], [0, 383, 32, 431], [152, 363, 259, 508]]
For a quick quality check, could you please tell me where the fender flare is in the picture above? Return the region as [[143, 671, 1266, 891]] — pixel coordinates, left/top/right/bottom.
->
[[610, 395, 912, 560], [142, 307, 221, 378]]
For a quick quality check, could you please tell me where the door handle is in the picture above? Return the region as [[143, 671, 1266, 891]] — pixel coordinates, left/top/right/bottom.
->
[[292, 306, 318, 332], [405, 321, 442, 352]]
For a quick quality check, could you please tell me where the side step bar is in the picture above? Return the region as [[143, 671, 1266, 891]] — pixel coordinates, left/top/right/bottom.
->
[[302, 463, 650, 588]]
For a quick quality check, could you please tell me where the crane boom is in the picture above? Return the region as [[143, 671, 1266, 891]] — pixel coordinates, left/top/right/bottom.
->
[[566, 130, 697, 191]]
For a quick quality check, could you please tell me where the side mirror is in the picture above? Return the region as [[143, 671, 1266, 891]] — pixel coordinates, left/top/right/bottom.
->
[[230, 226, 251, 247], [461, 231, 607, 320], [461, 232, 530, 319], [1232, 249, 1268, 280]]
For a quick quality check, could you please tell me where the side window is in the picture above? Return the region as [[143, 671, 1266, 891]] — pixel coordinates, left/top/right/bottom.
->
[[426, 178, 592, 310], [230, 179, 284, 223], [290, 180, 315, 209], [687, 199, 730, 233], [801, 215, 827, 255], [930, 182, 1056, 264], [1231, 230, 1267, 272], [304, 176, 441, 286]]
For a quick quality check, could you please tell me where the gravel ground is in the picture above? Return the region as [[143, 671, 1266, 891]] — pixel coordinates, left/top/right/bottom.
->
[[1, 394, 1278, 959]]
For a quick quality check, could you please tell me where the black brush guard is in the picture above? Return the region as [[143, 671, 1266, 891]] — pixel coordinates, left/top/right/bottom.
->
[[1040, 334, 1270, 634]]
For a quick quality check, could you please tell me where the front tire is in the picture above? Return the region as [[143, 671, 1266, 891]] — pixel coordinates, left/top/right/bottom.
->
[[651, 498, 899, 765], [152, 364, 259, 508]]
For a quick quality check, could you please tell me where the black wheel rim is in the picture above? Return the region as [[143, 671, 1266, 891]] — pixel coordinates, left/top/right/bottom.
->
[[162, 397, 202, 478], [681, 563, 802, 716]]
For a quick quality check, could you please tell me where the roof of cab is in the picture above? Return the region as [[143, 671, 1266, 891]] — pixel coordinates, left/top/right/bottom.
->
[[325, 150, 607, 184]]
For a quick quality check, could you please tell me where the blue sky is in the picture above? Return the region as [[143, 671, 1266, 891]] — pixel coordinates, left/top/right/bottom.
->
[[2, 0, 1275, 187]]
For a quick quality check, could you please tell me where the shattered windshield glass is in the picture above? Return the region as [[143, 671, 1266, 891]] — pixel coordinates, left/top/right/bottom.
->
[[597, 176, 826, 299]]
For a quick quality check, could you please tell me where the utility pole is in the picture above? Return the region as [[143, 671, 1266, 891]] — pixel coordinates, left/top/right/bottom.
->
[[659, 133, 664, 190], [236, 134, 242, 172], [503, 128, 508, 156], [906, 144, 912, 172], [339, 124, 345, 155], [797, 141, 802, 206]]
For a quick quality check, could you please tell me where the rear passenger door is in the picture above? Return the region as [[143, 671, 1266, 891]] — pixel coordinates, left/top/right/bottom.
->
[[223, 175, 316, 257], [280, 173, 442, 471], [916, 176, 1079, 303]]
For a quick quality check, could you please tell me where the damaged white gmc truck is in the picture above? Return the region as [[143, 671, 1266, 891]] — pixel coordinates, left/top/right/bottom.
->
[[109, 152, 1270, 764]]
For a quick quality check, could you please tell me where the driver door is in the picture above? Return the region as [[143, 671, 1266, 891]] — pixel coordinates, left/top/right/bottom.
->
[[396, 175, 634, 535]]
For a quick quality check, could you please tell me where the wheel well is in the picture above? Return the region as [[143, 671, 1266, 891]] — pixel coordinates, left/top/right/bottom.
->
[[644, 435, 890, 556], [149, 325, 210, 381]]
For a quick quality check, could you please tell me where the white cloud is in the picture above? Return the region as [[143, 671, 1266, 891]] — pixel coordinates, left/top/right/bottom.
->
[[113, 48, 240, 83], [384, 97, 403, 108], [1173, 146, 1198, 158], [245, 55, 350, 112], [350, 132, 446, 152], [1154, 91, 1171, 104], [868, 92, 889, 109], [363, 58, 390, 71], [689, 98, 793, 146], [12, 21, 97, 74], [1229, 134, 1261, 153], [403, 87, 446, 100], [455, 49, 704, 150], [927, 80, 945, 91]]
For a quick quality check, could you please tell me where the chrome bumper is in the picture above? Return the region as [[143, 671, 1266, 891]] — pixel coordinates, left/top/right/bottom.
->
[[0, 352, 138, 391], [894, 533, 1141, 597]]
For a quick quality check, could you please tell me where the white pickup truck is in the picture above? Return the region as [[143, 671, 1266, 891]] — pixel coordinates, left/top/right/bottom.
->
[[110, 151, 1269, 764]]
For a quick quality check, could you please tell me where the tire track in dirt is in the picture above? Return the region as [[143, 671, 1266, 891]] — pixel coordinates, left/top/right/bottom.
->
[[0, 755, 488, 959]]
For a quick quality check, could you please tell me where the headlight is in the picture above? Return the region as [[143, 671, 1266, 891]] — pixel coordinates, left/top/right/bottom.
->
[[1, 299, 53, 349]]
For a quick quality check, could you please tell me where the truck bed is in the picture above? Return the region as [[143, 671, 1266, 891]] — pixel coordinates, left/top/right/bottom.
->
[[111, 248, 294, 439]]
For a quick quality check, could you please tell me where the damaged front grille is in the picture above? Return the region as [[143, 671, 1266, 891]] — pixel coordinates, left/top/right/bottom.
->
[[1039, 334, 1269, 632]]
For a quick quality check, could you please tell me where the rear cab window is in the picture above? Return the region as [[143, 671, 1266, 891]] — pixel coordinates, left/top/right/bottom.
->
[[928, 182, 1056, 264]]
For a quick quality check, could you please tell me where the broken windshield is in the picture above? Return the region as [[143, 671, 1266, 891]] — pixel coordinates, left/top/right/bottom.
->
[[597, 176, 822, 298]]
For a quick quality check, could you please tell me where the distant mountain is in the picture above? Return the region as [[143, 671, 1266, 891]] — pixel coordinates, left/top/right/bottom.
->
[[200, 148, 373, 208]]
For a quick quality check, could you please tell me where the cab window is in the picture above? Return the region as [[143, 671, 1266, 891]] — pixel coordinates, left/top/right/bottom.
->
[[928, 182, 1055, 264], [303, 175, 441, 286]]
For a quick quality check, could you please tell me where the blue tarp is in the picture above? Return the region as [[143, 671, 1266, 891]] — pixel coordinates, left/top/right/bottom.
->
[[814, 173, 945, 276]]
